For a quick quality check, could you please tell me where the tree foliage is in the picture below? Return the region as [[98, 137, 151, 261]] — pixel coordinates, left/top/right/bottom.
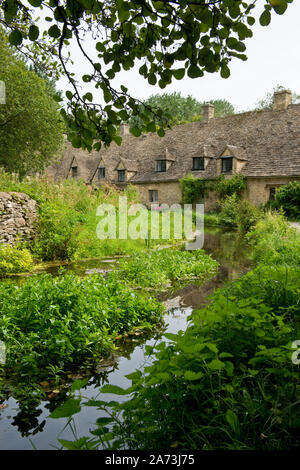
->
[[0, 0, 293, 150], [129, 92, 235, 129], [0, 33, 64, 176]]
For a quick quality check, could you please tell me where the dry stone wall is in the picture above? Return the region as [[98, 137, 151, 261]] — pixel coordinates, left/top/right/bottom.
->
[[0, 192, 37, 245]]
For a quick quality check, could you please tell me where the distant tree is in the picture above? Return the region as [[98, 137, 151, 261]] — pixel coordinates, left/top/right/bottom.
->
[[129, 92, 235, 129], [0, 33, 64, 176], [255, 85, 300, 110]]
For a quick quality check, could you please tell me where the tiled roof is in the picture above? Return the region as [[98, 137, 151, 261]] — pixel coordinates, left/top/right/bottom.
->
[[46, 104, 300, 183]]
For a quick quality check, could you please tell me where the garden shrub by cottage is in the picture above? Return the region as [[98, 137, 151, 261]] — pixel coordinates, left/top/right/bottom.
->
[[0, 244, 33, 276]]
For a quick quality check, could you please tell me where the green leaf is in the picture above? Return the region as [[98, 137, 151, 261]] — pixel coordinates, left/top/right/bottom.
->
[[157, 128, 165, 137], [225, 409, 240, 437], [8, 29, 23, 46], [71, 378, 88, 391], [66, 90, 73, 100], [207, 359, 225, 370], [184, 370, 203, 381], [28, 0, 43, 6], [260, 9, 271, 26], [221, 64, 230, 79], [187, 65, 202, 78], [48, 25, 61, 39], [29, 25, 39, 41], [131, 126, 142, 137], [100, 384, 130, 395], [173, 68, 185, 80], [49, 398, 81, 418]]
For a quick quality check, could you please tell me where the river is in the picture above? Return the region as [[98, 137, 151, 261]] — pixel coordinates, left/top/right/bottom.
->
[[0, 228, 251, 450]]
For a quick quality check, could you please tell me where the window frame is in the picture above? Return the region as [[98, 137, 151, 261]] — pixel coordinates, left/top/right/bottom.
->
[[71, 166, 78, 178], [192, 157, 205, 171], [98, 167, 106, 179], [156, 160, 167, 172], [117, 169, 126, 182], [221, 157, 233, 174], [149, 190, 158, 203]]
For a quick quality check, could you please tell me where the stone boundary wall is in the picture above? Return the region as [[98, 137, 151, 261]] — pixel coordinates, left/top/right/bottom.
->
[[0, 192, 37, 245]]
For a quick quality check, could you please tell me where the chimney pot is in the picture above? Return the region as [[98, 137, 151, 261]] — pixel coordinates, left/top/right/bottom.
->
[[119, 123, 130, 137], [202, 103, 214, 123], [273, 89, 291, 111]]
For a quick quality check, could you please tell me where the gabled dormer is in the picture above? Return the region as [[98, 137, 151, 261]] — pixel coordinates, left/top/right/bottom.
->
[[114, 158, 138, 183], [217, 145, 248, 175], [155, 148, 175, 172], [191, 145, 212, 172], [68, 155, 78, 179]]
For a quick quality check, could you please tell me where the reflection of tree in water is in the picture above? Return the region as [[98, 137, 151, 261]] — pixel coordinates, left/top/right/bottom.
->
[[3, 327, 163, 436]]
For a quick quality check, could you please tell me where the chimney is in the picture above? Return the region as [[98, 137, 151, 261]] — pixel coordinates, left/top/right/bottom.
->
[[202, 103, 214, 123], [273, 89, 291, 111], [119, 123, 130, 137]]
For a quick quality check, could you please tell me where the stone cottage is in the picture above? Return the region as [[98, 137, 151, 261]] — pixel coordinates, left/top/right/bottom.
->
[[47, 90, 300, 210]]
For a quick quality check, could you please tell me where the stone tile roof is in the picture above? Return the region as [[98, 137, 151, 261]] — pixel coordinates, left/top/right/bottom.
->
[[47, 103, 300, 183]]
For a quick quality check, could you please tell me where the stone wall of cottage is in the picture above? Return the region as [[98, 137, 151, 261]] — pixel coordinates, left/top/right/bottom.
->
[[0, 192, 38, 245], [134, 181, 182, 208], [246, 177, 300, 206]]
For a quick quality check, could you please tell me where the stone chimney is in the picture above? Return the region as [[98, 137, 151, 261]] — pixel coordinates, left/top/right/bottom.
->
[[119, 123, 130, 137], [202, 103, 214, 123], [273, 89, 291, 111]]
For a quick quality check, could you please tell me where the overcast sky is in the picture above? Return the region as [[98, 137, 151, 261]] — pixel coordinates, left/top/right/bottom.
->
[[57, 0, 300, 112]]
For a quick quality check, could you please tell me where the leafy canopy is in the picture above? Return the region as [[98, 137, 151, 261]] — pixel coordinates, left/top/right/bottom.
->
[[0, 0, 293, 150], [0, 33, 64, 176]]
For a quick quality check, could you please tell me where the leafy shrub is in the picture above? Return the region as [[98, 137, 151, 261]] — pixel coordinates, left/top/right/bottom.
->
[[0, 244, 33, 276], [247, 211, 300, 266], [275, 181, 300, 220], [114, 248, 219, 288], [215, 174, 247, 199], [236, 199, 262, 234], [0, 272, 164, 383], [218, 193, 239, 226]]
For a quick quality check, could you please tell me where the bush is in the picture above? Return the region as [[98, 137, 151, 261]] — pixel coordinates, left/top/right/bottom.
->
[[0, 244, 33, 276], [236, 199, 262, 234], [114, 248, 219, 289], [218, 193, 239, 226], [275, 181, 300, 220], [247, 211, 300, 266], [215, 174, 247, 199]]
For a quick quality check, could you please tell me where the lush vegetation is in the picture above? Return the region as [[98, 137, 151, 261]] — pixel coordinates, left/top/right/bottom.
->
[[0, 32, 63, 176], [0, 272, 165, 393], [0, 172, 159, 263], [0, 244, 33, 276], [1, 1, 291, 145], [115, 249, 219, 289], [273, 181, 300, 220], [54, 211, 300, 450]]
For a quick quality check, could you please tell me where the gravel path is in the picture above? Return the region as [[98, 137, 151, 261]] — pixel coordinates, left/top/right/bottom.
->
[[290, 222, 300, 232]]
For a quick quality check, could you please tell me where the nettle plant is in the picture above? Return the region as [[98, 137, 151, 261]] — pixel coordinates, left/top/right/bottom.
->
[[0, 0, 293, 148]]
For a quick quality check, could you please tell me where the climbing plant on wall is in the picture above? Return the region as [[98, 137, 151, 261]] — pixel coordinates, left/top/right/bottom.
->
[[215, 174, 247, 199]]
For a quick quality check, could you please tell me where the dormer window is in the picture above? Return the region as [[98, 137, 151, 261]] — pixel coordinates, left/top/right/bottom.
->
[[98, 167, 105, 179], [71, 166, 78, 178], [118, 169, 125, 182], [192, 157, 205, 171], [156, 160, 166, 172], [221, 157, 233, 173]]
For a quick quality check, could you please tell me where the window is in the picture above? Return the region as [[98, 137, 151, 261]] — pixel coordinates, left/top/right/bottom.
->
[[269, 187, 276, 201], [118, 169, 125, 182], [98, 167, 105, 179], [221, 157, 233, 173], [192, 157, 205, 171], [149, 190, 158, 203], [156, 160, 166, 172], [71, 166, 78, 178]]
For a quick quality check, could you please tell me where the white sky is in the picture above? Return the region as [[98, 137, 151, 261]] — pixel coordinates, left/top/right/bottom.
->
[[56, 0, 300, 112]]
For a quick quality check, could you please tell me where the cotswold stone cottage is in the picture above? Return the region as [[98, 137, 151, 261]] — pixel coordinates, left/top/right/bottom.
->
[[47, 90, 300, 210]]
